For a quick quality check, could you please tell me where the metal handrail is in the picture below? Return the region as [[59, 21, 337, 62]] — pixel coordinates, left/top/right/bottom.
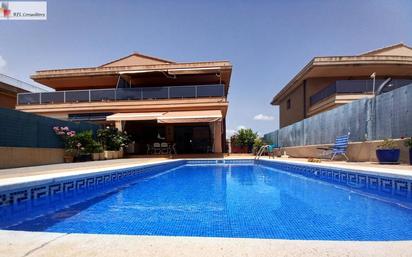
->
[[255, 145, 269, 160], [17, 84, 225, 105]]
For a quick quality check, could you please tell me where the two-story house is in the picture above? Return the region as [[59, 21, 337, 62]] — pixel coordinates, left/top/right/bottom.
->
[[16, 53, 232, 155], [271, 43, 412, 128]]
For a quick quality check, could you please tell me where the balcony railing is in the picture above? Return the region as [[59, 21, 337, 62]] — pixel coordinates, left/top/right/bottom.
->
[[309, 79, 412, 106], [17, 84, 226, 105]]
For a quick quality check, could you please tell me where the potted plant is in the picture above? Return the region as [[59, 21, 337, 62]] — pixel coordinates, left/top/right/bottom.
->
[[90, 141, 104, 161], [73, 130, 95, 162], [53, 126, 77, 163], [404, 137, 412, 165], [376, 139, 400, 164], [97, 127, 131, 159]]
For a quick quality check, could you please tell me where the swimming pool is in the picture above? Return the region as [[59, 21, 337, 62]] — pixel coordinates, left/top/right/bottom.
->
[[1, 160, 412, 240]]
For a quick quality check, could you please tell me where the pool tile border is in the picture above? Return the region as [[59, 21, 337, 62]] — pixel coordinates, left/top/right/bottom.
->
[[0, 160, 184, 207], [257, 159, 412, 200]]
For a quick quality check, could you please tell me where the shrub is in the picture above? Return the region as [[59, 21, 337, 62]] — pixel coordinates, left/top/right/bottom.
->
[[404, 137, 412, 148], [235, 128, 258, 147], [97, 127, 131, 151], [253, 137, 265, 153], [377, 139, 399, 150]]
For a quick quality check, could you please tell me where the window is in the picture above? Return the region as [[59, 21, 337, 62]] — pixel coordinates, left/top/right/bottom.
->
[[286, 99, 291, 110]]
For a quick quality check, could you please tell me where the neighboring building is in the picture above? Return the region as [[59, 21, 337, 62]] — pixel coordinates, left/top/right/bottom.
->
[[271, 43, 412, 128], [16, 53, 232, 154], [0, 73, 51, 109]]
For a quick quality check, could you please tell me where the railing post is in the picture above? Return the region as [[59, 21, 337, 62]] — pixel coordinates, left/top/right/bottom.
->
[[63, 91, 66, 103], [88, 90, 91, 102], [167, 87, 170, 99], [195, 86, 198, 98], [39, 93, 42, 104]]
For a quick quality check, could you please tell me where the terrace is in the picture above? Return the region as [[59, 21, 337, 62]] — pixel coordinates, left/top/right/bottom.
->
[[16, 84, 226, 105]]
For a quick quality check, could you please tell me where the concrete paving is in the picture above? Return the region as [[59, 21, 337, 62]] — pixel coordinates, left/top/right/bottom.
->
[[0, 230, 411, 257]]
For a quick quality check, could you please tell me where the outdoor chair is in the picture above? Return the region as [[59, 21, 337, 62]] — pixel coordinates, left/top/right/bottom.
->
[[169, 143, 177, 155], [160, 142, 169, 154], [153, 143, 161, 154], [318, 132, 350, 161], [146, 144, 153, 155]]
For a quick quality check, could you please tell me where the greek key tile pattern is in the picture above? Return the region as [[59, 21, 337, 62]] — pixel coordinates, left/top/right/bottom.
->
[[257, 160, 412, 200], [0, 160, 184, 207]]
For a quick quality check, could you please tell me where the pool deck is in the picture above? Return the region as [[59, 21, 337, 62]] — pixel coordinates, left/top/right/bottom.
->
[[0, 156, 411, 257]]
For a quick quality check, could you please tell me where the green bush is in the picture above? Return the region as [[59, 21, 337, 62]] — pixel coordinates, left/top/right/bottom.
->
[[235, 128, 258, 147], [97, 127, 131, 151], [253, 137, 265, 153], [377, 139, 399, 150], [404, 137, 412, 148]]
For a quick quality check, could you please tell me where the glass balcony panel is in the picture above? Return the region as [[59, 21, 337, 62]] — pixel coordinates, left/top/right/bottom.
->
[[40, 92, 65, 104], [142, 87, 168, 99], [18, 93, 40, 105], [197, 84, 224, 97], [169, 86, 196, 98], [91, 89, 116, 101], [116, 88, 142, 100], [65, 91, 89, 103]]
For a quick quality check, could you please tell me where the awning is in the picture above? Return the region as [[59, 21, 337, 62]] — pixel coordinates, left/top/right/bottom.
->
[[157, 110, 222, 124], [106, 110, 222, 123], [106, 112, 165, 121]]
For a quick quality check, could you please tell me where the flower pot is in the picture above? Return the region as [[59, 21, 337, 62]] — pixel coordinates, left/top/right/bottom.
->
[[376, 149, 400, 164], [75, 154, 92, 162], [104, 150, 113, 160], [63, 155, 74, 163], [409, 148, 412, 165], [91, 153, 100, 161]]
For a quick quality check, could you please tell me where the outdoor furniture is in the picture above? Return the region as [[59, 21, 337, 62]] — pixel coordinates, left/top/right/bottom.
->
[[318, 132, 350, 161], [160, 142, 169, 154], [169, 143, 177, 155], [146, 144, 153, 155], [153, 142, 161, 154]]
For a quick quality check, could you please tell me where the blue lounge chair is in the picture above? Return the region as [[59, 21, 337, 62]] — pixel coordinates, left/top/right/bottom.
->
[[318, 133, 350, 161]]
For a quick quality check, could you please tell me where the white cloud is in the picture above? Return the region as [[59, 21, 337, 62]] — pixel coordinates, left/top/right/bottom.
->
[[253, 114, 274, 121], [0, 56, 6, 72]]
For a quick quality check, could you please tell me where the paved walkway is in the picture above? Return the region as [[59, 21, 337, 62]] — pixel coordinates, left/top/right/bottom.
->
[[1, 230, 411, 257]]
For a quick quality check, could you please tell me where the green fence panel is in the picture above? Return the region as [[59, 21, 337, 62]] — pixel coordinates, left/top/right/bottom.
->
[[0, 108, 100, 148]]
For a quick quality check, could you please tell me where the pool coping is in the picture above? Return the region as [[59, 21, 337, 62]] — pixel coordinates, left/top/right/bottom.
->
[[0, 157, 411, 193], [1, 230, 412, 257]]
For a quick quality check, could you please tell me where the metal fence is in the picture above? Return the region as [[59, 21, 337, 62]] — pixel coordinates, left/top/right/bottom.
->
[[264, 84, 412, 147], [0, 108, 100, 148]]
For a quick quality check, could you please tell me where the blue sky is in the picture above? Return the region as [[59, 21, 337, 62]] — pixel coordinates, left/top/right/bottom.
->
[[0, 0, 411, 136]]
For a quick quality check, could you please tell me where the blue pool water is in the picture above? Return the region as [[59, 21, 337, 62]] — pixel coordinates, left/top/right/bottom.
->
[[2, 163, 412, 240]]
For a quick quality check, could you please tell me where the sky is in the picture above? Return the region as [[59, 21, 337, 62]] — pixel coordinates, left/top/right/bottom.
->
[[1, 0, 411, 137]]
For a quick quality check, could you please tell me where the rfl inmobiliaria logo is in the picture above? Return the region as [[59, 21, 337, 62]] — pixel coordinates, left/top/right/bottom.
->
[[0, 1, 47, 20]]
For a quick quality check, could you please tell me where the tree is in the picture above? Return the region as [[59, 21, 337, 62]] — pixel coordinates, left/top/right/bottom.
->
[[235, 128, 258, 148]]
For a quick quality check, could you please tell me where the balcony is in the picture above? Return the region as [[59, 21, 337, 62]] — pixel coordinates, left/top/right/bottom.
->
[[309, 79, 412, 106], [17, 84, 225, 105]]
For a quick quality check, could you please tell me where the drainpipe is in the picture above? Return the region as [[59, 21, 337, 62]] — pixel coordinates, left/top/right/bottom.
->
[[303, 80, 307, 118]]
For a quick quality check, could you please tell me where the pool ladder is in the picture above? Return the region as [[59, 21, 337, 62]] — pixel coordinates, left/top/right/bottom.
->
[[255, 145, 270, 160]]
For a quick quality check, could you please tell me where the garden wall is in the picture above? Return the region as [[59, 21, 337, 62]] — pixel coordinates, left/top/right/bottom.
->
[[264, 84, 412, 147], [0, 108, 99, 168]]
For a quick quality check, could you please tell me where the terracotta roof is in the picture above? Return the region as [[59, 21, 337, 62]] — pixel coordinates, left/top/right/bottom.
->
[[359, 42, 412, 56], [271, 43, 412, 105], [100, 52, 175, 67]]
